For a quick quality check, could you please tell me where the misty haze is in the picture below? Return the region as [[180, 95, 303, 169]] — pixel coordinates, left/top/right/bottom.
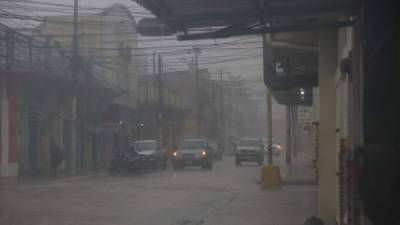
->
[[1, 1, 399, 225]]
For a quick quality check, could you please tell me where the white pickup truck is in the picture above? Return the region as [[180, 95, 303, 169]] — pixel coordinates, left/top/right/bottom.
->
[[234, 138, 264, 165]]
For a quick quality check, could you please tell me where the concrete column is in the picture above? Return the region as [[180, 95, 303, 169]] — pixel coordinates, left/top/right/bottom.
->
[[71, 97, 77, 175], [318, 29, 339, 225], [0, 75, 18, 177], [1, 76, 10, 177]]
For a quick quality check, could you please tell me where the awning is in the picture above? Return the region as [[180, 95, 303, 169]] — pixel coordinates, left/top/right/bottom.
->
[[135, 0, 356, 105], [135, 0, 357, 40]]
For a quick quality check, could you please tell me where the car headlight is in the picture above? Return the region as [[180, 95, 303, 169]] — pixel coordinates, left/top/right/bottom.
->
[[201, 150, 207, 156]]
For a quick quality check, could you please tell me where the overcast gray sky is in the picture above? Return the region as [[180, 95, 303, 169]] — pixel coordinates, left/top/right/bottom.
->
[[3, 0, 264, 84]]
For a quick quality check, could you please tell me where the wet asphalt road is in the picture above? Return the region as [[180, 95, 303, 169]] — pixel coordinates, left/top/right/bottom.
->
[[0, 155, 317, 225]]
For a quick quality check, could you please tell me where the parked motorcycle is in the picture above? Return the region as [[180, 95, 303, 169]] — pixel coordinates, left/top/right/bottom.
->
[[109, 148, 145, 175]]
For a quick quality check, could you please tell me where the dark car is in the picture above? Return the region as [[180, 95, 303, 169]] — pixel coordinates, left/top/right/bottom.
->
[[234, 138, 264, 165], [132, 140, 167, 171], [172, 139, 214, 170], [109, 149, 145, 175]]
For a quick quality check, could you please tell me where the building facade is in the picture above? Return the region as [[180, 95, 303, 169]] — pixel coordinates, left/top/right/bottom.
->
[[1, 4, 150, 177]]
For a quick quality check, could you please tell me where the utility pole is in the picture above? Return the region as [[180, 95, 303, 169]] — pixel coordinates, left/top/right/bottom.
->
[[266, 86, 273, 165], [219, 70, 226, 153], [193, 48, 201, 136], [291, 106, 298, 157], [286, 105, 292, 164], [212, 81, 218, 139], [70, 0, 79, 175], [227, 75, 233, 152], [153, 51, 156, 78], [157, 53, 163, 146], [263, 34, 273, 165], [218, 70, 233, 152]]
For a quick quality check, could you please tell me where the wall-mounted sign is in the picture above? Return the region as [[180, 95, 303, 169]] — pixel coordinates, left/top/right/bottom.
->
[[298, 106, 313, 124]]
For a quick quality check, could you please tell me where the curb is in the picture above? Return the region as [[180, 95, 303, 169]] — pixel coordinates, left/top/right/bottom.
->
[[51, 172, 105, 184]]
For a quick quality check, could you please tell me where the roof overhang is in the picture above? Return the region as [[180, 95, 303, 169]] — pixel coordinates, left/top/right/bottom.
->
[[135, 0, 357, 40], [135, 0, 357, 105]]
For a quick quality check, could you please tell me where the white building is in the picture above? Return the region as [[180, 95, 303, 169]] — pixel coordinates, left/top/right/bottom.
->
[[33, 4, 148, 107]]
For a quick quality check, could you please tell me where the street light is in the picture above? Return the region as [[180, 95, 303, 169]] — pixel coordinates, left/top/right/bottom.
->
[[300, 88, 305, 96]]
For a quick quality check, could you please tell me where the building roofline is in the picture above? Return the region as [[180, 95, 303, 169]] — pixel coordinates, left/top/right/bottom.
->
[[99, 4, 137, 25], [38, 3, 137, 29]]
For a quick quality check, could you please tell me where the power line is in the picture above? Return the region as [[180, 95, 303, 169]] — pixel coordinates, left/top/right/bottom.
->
[[3, 0, 153, 15], [0, 12, 261, 47]]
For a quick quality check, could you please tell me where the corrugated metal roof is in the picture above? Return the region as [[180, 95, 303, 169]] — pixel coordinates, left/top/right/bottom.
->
[[136, 0, 356, 39]]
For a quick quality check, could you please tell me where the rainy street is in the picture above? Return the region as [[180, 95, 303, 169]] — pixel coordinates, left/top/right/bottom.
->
[[1, 0, 398, 224], [1, 155, 316, 225]]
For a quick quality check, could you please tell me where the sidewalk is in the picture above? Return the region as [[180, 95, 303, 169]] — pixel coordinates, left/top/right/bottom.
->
[[278, 152, 316, 185], [0, 170, 105, 186]]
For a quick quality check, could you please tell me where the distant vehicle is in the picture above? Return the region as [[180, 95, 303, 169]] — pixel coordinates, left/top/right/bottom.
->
[[272, 143, 283, 155], [172, 139, 214, 170], [235, 138, 264, 165], [262, 139, 283, 155], [208, 140, 223, 160], [132, 140, 167, 171]]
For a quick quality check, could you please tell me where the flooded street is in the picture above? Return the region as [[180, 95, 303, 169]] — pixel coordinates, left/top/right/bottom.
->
[[1, 156, 316, 225]]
